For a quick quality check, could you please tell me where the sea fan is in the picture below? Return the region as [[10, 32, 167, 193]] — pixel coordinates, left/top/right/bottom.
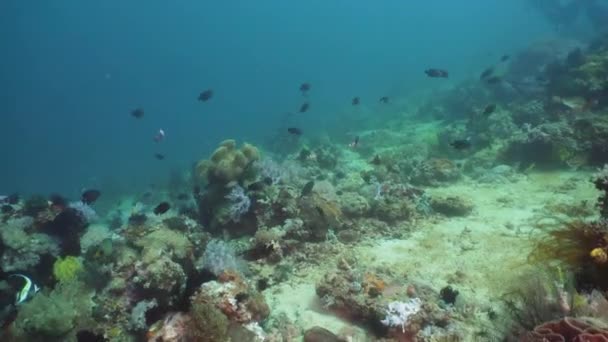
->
[[224, 185, 250, 222]]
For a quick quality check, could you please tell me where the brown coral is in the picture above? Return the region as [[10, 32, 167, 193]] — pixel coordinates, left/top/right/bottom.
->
[[195, 140, 260, 185]]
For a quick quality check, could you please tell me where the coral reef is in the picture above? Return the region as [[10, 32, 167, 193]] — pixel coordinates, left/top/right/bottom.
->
[[10, 280, 94, 341]]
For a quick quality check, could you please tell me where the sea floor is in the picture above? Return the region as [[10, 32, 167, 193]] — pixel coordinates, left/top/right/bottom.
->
[[265, 170, 597, 340]]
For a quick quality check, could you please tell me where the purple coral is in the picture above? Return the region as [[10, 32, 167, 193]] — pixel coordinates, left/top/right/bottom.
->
[[225, 185, 250, 222]]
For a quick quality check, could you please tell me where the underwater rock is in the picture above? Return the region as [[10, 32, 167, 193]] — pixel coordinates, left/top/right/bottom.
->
[[339, 192, 370, 218], [336, 230, 360, 244], [303, 326, 346, 342], [411, 158, 461, 186], [133, 256, 187, 306], [147, 312, 196, 342], [430, 196, 474, 217]]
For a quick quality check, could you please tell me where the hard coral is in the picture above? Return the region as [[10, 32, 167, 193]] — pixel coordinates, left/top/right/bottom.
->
[[196, 140, 260, 185]]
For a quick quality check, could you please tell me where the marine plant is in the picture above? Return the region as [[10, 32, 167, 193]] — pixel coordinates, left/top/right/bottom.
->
[[52, 256, 84, 283], [530, 219, 608, 291]]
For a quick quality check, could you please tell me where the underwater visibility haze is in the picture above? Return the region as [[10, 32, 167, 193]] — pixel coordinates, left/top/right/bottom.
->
[[2, 0, 608, 341]]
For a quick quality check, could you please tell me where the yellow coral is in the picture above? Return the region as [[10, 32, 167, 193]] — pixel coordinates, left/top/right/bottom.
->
[[53, 256, 83, 283], [590, 247, 608, 264]]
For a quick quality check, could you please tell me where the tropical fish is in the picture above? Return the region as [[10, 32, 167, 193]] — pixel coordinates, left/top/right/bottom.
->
[[299, 103, 310, 113], [154, 153, 165, 160], [379, 96, 389, 104], [9, 274, 40, 305], [424, 68, 449, 78], [287, 127, 302, 136], [153, 129, 165, 143], [300, 82, 311, 94], [349, 136, 359, 148], [482, 104, 496, 116], [131, 108, 144, 119], [480, 67, 494, 80], [500, 54, 510, 62], [485, 76, 502, 84], [450, 138, 472, 150], [301, 181, 315, 197], [198, 89, 213, 102], [352, 97, 360, 105], [81, 189, 101, 204], [153, 202, 171, 215]]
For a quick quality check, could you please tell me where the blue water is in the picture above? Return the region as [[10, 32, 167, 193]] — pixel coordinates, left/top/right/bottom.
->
[[0, 0, 552, 196]]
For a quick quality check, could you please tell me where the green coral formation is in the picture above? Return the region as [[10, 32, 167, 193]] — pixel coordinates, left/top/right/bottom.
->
[[10, 280, 94, 341], [52, 256, 83, 283]]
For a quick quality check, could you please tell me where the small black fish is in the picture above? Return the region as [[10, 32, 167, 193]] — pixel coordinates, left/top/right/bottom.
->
[[299, 103, 310, 113], [352, 97, 360, 105], [425, 68, 449, 78], [247, 181, 266, 192], [301, 181, 315, 197], [480, 67, 494, 80], [379, 96, 389, 104], [450, 138, 472, 150], [154, 153, 165, 160], [482, 104, 496, 116], [131, 108, 144, 119], [81, 189, 101, 205], [198, 89, 213, 102], [500, 54, 510, 62], [287, 127, 302, 136], [300, 82, 311, 94], [485, 76, 502, 84], [153, 202, 171, 215]]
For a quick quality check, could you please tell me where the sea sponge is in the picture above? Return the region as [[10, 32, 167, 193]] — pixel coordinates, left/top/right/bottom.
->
[[197, 140, 260, 185], [53, 256, 83, 283]]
